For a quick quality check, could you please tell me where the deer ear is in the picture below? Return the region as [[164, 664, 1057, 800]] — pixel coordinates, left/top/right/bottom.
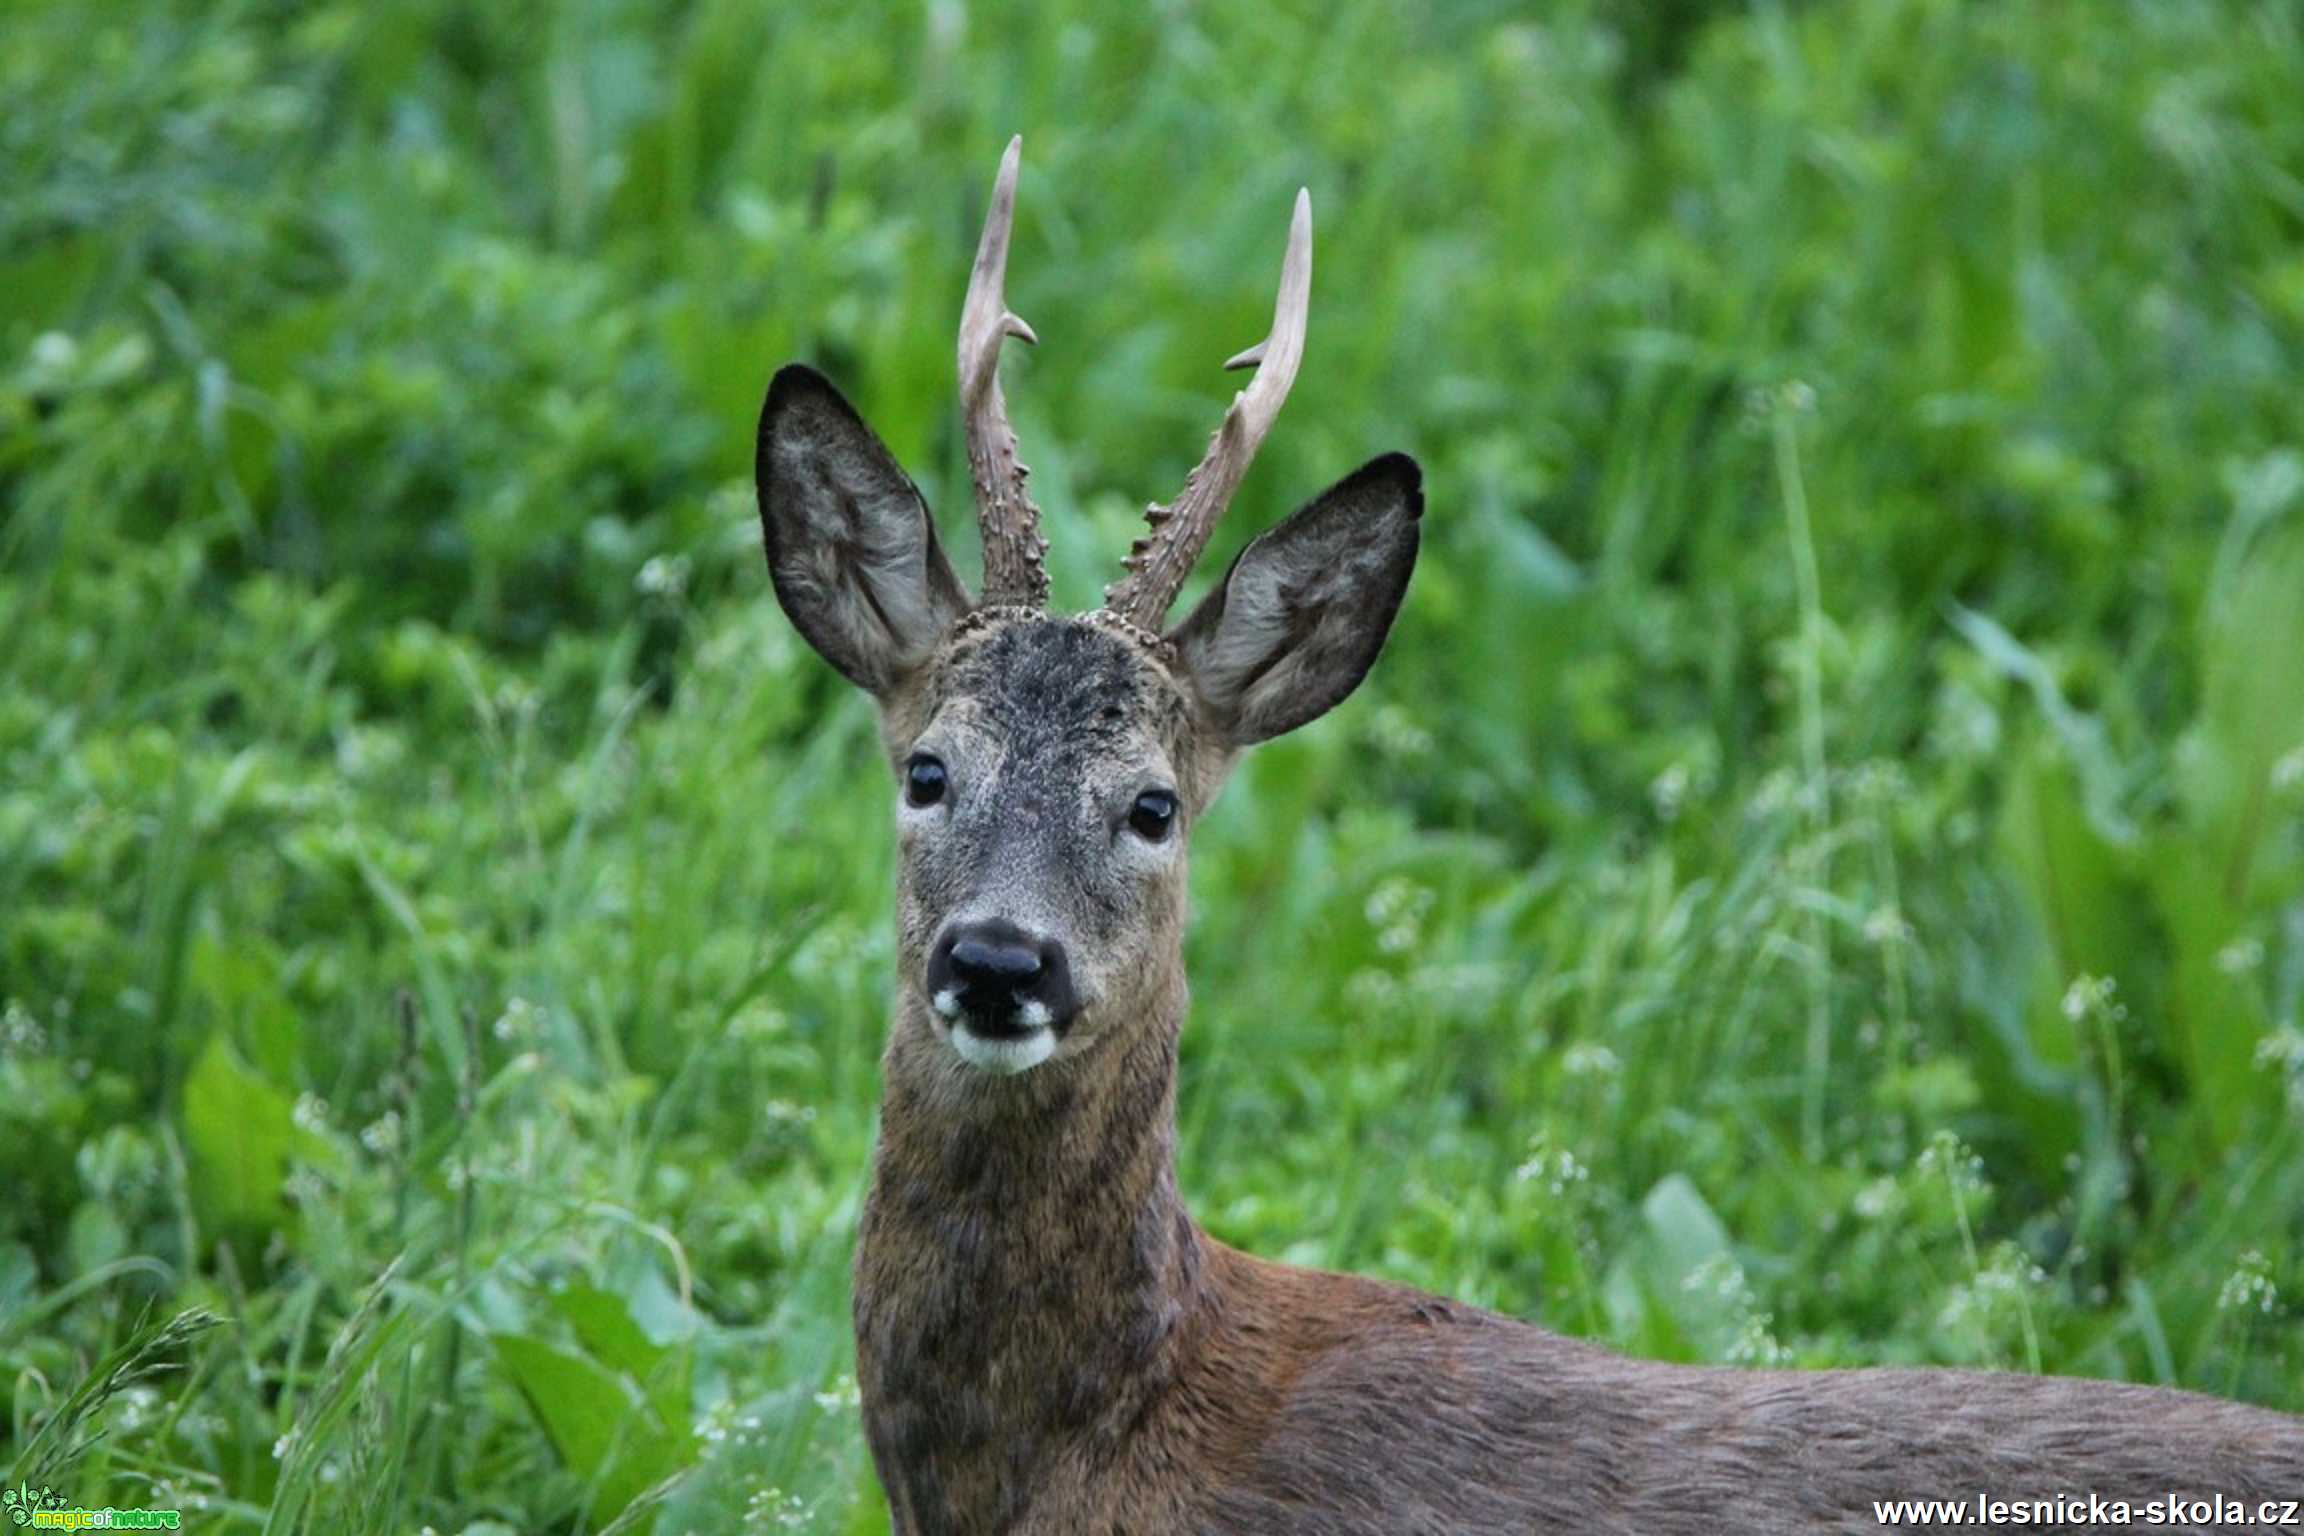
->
[[1167, 453, 1421, 746], [756, 364, 973, 696]]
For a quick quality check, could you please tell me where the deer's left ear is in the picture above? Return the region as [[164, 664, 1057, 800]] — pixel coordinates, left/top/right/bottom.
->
[[1167, 453, 1421, 746], [756, 364, 973, 697]]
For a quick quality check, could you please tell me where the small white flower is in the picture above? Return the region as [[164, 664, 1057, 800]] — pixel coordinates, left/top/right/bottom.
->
[[1726, 1312, 1793, 1367], [359, 1110, 403, 1156], [2217, 1251, 2278, 1316], [2272, 746, 2304, 793], [637, 553, 692, 600], [492, 996, 540, 1042], [2255, 1028, 2304, 1070], [1862, 907, 1911, 947], [812, 1374, 861, 1413], [1852, 1177, 1902, 1222], [1560, 1042, 1621, 1079], [1366, 704, 1433, 760], [1916, 1129, 1985, 1189], [31, 331, 79, 371], [2216, 938, 2264, 975], [1650, 762, 1691, 822], [2059, 974, 2123, 1025], [1512, 1137, 1590, 1198], [1, 1000, 46, 1052]]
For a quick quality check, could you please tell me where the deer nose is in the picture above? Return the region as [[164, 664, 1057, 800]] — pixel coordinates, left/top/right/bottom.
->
[[927, 919, 1076, 1036], [952, 933, 1042, 988]]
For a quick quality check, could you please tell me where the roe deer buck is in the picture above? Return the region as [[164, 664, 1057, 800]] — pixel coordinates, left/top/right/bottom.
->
[[753, 138, 2304, 1535]]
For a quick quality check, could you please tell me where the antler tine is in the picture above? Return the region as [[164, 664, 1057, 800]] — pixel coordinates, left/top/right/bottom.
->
[[1103, 187, 1313, 629], [959, 136, 1050, 609]]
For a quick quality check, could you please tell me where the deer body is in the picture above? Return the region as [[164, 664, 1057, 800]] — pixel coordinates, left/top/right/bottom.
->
[[850, 899, 2301, 1534], [756, 141, 2304, 1534]]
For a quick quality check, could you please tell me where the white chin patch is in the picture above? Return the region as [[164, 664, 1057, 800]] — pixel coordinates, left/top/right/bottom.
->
[[950, 1024, 1056, 1075]]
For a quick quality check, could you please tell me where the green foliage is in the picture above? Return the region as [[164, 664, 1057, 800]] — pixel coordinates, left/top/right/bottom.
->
[[182, 1034, 303, 1236], [3, 0, 2303, 1529], [492, 1327, 690, 1530]]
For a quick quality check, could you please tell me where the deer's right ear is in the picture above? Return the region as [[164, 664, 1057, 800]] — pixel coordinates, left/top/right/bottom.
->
[[1168, 453, 1422, 747], [756, 364, 973, 696]]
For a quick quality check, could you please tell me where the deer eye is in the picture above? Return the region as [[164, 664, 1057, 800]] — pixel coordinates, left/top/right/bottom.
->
[[904, 754, 948, 808], [1127, 789, 1178, 842]]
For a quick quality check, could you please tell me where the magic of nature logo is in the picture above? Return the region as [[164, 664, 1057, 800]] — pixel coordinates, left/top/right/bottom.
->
[[3, 1484, 181, 1530]]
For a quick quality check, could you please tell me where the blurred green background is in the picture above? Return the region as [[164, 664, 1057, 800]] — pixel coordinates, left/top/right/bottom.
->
[[5, 0, 2304, 1529]]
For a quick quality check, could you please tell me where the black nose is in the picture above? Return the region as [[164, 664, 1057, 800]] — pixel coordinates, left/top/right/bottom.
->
[[926, 919, 1077, 1035], [952, 932, 1042, 990]]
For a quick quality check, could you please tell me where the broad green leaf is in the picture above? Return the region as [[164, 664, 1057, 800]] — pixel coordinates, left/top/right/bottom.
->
[[1988, 742, 2124, 1171], [552, 1283, 689, 1429], [1602, 1174, 1738, 1359], [188, 930, 300, 1085], [64, 1201, 126, 1277], [493, 1332, 690, 1530], [2184, 516, 2304, 906], [1998, 743, 2139, 1071], [180, 1032, 296, 1233], [1640, 1173, 1731, 1289], [2145, 844, 2274, 1153]]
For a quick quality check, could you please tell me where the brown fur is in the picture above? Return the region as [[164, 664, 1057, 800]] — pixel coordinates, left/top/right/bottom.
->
[[853, 959, 2304, 1535]]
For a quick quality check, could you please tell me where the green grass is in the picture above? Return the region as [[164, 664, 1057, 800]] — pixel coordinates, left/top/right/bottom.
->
[[4, 0, 2304, 1529]]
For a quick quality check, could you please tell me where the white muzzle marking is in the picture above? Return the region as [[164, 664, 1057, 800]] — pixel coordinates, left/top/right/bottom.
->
[[950, 1023, 1056, 1075]]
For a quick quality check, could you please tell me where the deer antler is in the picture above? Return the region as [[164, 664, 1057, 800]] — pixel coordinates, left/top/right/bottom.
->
[[1103, 187, 1312, 629], [959, 136, 1049, 609]]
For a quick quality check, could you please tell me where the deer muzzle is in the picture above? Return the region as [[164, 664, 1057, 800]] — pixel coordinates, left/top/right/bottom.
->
[[925, 918, 1078, 1073]]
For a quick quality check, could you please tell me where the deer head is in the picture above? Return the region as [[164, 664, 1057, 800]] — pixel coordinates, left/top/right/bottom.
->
[[755, 138, 1420, 1084]]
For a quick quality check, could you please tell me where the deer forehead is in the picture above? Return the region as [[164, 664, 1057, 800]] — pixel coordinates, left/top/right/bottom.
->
[[892, 612, 1208, 792]]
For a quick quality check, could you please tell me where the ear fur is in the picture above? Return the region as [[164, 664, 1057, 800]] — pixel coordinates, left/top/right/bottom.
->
[[756, 364, 972, 695], [1167, 453, 1421, 746]]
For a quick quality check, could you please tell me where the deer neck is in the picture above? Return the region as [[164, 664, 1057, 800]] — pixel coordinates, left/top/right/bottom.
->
[[853, 989, 1212, 1511]]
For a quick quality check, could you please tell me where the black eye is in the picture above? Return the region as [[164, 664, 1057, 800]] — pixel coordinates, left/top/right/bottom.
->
[[1128, 789, 1178, 842], [904, 754, 947, 808]]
